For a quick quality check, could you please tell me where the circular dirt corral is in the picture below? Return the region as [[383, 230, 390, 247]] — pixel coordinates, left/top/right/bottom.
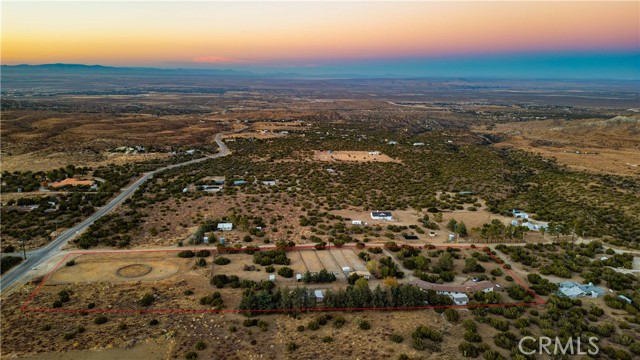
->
[[116, 264, 153, 278]]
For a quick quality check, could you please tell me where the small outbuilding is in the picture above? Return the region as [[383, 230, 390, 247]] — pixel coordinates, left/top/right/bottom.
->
[[451, 293, 469, 306]]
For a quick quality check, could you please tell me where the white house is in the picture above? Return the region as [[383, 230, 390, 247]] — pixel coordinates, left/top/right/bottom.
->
[[512, 209, 529, 219], [217, 223, 233, 231], [371, 211, 393, 221], [388, 141, 398, 145], [351, 220, 363, 225], [314, 289, 325, 303], [368, 151, 381, 155], [262, 180, 277, 186], [202, 185, 223, 192], [413, 142, 425, 146]]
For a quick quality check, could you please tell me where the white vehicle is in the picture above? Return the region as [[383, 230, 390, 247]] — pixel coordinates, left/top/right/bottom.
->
[[429, 231, 437, 237]]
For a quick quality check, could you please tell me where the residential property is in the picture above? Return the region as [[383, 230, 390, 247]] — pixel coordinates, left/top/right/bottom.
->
[[262, 180, 277, 186], [314, 289, 325, 303], [413, 142, 425, 146], [370, 211, 393, 220], [388, 141, 398, 145], [557, 281, 605, 298], [410, 279, 494, 294], [409, 279, 494, 305], [511, 218, 549, 231], [233, 180, 247, 186], [524, 221, 548, 231], [217, 223, 233, 231], [351, 220, 363, 225], [368, 151, 381, 155], [202, 185, 223, 192], [403, 234, 419, 240], [512, 209, 529, 219]]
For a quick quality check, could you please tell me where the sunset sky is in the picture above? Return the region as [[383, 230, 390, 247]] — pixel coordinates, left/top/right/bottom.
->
[[2, 1, 639, 79]]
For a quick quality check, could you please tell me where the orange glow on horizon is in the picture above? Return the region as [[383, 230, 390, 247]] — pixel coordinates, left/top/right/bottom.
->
[[1, 2, 638, 66]]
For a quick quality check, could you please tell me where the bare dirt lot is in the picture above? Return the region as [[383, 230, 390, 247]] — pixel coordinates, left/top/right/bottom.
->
[[313, 150, 400, 163], [49, 253, 186, 285]]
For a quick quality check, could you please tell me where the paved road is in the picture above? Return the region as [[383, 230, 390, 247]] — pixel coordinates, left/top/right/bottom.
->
[[0, 134, 229, 292]]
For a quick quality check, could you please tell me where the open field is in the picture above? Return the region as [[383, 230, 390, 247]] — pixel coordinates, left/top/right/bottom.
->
[[48, 253, 186, 285]]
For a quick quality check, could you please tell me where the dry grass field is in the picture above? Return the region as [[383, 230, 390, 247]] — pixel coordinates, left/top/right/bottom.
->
[[479, 116, 640, 176], [1, 110, 224, 172], [313, 150, 400, 163]]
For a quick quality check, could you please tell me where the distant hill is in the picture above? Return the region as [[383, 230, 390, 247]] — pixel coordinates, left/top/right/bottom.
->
[[1, 63, 256, 77]]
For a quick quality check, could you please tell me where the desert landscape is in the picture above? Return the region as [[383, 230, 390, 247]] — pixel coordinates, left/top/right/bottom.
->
[[2, 1, 640, 359]]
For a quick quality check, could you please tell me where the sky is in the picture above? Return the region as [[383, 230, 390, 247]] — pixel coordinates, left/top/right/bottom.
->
[[2, 1, 639, 79]]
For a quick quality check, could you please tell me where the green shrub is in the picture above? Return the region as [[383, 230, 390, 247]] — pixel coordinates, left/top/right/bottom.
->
[[195, 258, 207, 267], [277, 267, 294, 278], [200, 292, 224, 308], [358, 319, 371, 330], [139, 293, 155, 307], [196, 250, 211, 257], [94, 316, 108, 325], [322, 336, 334, 343], [333, 316, 346, 328], [214, 257, 230, 265]]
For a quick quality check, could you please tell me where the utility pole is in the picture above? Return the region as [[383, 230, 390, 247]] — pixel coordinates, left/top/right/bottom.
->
[[21, 238, 27, 260]]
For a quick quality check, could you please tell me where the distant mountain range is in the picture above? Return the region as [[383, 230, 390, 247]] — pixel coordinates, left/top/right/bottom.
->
[[0, 63, 438, 80], [1, 63, 257, 76]]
